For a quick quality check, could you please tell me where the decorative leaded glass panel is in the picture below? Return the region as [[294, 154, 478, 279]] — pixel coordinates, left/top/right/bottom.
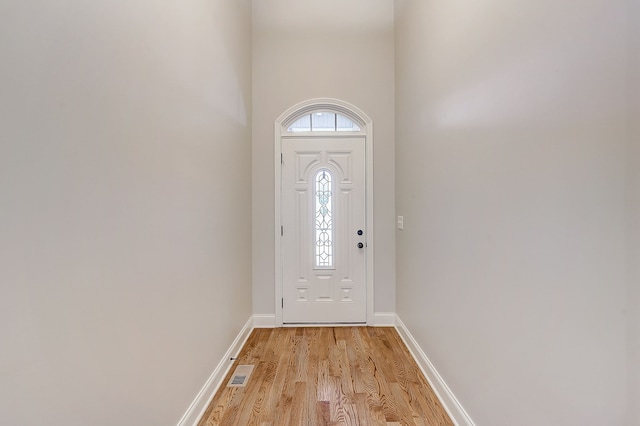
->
[[314, 169, 333, 267]]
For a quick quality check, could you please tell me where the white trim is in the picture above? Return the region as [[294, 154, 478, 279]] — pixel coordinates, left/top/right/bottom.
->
[[274, 98, 375, 327], [394, 315, 476, 426], [253, 314, 276, 328], [176, 317, 254, 426], [373, 312, 397, 326]]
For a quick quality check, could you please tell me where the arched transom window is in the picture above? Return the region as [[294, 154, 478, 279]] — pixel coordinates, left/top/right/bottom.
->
[[287, 111, 361, 132]]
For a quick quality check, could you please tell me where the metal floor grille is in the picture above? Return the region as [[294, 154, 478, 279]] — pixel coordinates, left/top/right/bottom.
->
[[227, 365, 254, 387]]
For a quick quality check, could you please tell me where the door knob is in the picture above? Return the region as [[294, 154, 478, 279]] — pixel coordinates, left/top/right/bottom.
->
[[358, 242, 364, 249]]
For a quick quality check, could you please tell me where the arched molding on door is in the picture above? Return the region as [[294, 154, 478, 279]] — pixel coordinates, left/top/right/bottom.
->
[[274, 98, 374, 326]]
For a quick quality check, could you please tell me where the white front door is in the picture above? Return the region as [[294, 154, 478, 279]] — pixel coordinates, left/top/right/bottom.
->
[[281, 137, 366, 324]]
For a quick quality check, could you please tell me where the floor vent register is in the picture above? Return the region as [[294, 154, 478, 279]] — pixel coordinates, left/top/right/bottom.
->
[[227, 364, 254, 387]]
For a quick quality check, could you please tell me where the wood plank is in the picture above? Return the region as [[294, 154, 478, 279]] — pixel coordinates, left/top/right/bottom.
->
[[197, 327, 453, 426]]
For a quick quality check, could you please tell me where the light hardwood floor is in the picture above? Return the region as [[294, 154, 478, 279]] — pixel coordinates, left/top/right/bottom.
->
[[198, 327, 453, 426]]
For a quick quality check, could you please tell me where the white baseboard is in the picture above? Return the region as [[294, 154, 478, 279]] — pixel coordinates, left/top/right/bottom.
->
[[253, 314, 276, 328], [395, 315, 475, 426], [176, 317, 254, 426], [373, 312, 396, 326]]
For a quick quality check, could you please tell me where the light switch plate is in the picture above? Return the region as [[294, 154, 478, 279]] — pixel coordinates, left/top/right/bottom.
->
[[397, 216, 404, 230]]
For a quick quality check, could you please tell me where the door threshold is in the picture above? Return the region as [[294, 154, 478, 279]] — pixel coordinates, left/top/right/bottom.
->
[[282, 322, 367, 327]]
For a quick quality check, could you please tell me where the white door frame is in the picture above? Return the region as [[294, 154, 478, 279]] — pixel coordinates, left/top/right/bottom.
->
[[274, 98, 374, 327]]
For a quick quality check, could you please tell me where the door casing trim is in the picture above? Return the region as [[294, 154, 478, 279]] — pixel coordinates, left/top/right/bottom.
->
[[274, 98, 374, 327]]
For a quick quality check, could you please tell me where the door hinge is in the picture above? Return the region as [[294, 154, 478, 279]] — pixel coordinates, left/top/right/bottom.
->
[[281, 225, 283, 236], [281, 298, 284, 308], [281, 153, 283, 165]]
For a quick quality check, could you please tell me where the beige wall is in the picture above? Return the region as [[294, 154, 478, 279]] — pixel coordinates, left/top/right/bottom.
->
[[628, 0, 640, 423], [252, 0, 396, 317], [395, 1, 629, 424], [0, 1, 252, 425], [2, 1, 636, 424]]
